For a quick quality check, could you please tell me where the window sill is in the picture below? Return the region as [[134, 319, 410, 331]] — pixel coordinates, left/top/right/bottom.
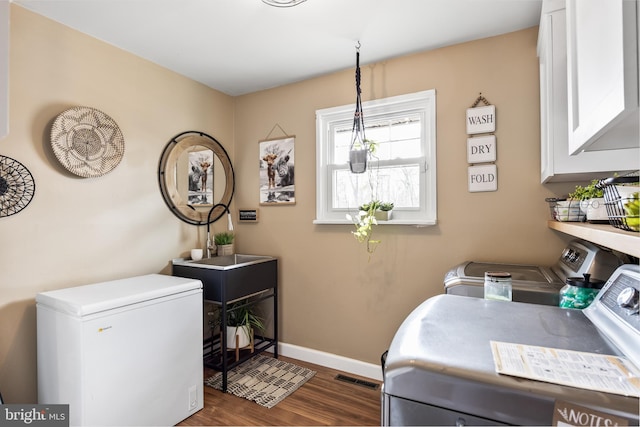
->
[[313, 219, 436, 227]]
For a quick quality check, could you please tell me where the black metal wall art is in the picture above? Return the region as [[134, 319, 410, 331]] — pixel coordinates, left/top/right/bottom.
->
[[0, 155, 36, 217]]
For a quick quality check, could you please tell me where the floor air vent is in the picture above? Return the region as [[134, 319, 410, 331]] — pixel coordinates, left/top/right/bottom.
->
[[335, 374, 380, 390]]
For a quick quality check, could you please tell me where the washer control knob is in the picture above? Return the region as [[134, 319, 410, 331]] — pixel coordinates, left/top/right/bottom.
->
[[617, 287, 639, 310]]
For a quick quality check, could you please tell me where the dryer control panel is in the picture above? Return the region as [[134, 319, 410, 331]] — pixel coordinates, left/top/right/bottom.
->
[[559, 245, 587, 271], [555, 240, 623, 282], [598, 269, 640, 328], [585, 264, 640, 364]]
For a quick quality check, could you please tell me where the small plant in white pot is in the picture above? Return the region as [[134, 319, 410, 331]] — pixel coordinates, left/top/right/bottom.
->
[[225, 299, 265, 350], [375, 201, 394, 221], [357, 200, 394, 221], [569, 180, 606, 222]]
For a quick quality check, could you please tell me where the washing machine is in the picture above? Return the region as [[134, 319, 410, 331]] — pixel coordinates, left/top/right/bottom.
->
[[383, 264, 640, 426], [444, 239, 623, 305]]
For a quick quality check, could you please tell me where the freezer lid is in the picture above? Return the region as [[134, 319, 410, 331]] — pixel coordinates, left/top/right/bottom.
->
[[36, 274, 202, 317]]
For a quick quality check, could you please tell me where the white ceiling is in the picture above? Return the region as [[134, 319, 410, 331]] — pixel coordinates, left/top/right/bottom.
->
[[12, 0, 543, 96]]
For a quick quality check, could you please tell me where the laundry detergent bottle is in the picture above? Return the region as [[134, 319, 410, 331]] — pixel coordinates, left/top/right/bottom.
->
[[559, 273, 605, 309]]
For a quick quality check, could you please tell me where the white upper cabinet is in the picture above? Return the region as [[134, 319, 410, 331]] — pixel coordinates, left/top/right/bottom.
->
[[538, 0, 640, 183], [0, 0, 8, 141], [566, 0, 639, 154]]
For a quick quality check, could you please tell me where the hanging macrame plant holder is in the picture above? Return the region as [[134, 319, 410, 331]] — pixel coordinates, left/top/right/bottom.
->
[[349, 43, 368, 174]]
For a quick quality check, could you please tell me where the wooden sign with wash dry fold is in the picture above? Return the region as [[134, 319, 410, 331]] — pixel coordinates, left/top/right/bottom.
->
[[466, 93, 497, 193], [467, 134, 496, 164], [466, 104, 496, 135], [468, 164, 497, 193]]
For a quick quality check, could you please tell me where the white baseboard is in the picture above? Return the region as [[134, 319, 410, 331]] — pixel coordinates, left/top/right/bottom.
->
[[268, 342, 383, 382]]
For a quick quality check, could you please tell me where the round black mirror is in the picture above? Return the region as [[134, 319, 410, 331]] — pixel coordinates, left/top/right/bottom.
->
[[158, 131, 235, 225]]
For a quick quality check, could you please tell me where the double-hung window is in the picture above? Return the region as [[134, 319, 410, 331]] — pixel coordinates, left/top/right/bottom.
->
[[315, 89, 437, 225]]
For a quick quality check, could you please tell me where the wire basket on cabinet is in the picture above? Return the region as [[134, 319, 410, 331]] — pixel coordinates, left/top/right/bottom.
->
[[545, 197, 585, 222], [596, 172, 639, 232]]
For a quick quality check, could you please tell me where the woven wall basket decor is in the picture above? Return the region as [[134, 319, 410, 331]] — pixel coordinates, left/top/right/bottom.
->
[[50, 106, 125, 178], [0, 155, 36, 218]]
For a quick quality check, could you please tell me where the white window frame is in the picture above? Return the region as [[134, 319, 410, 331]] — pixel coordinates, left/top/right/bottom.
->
[[314, 89, 437, 225]]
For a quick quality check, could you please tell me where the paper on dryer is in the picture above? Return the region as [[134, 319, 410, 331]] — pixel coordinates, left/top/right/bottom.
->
[[490, 341, 640, 398]]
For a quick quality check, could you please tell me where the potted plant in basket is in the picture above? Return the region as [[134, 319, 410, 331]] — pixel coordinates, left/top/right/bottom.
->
[[214, 231, 234, 256]]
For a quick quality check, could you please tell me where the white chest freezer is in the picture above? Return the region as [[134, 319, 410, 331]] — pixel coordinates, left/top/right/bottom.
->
[[37, 274, 204, 426]]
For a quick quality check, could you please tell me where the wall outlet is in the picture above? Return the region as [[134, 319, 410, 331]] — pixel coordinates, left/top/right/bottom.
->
[[189, 385, 198, 410]]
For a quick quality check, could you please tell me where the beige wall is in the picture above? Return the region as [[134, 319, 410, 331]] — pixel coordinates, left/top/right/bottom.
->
[[231, 27, 577, 363], [1, 5, 580, 403], [0, 6, 234, 402]]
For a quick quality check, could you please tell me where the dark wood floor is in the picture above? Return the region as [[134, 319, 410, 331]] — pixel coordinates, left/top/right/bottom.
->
[[179, 355, 382, 426]]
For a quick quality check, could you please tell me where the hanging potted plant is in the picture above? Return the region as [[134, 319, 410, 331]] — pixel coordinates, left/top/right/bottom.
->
[[349, 137, 377, 174], [349, 145, 368, 174], [348, 43, 375, 174], [344, 43, 391, 256]]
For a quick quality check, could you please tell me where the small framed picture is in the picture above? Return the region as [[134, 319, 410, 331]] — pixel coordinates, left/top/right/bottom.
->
[[466, 105, 496, 134], [187, 148, 214, 205], [238, 209, 259, 222], [259, 136, 295, 205], [467, 135, 496, 164]]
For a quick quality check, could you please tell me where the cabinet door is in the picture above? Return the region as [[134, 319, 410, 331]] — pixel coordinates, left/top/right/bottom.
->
[[538, 3, 640, 183], [566, 0, 639, 154], [539, 7, 567, 182]]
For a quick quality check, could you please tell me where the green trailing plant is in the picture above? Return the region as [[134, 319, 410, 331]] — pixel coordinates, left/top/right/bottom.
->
[[569, 179, 604, 200], [214, 231, 234, 245], [347, 200, 394, 255], [350, 138, 378, 154], [346, 136, 394, 257], [350, 204, 380, 254], [363, 138, 378, 155]]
